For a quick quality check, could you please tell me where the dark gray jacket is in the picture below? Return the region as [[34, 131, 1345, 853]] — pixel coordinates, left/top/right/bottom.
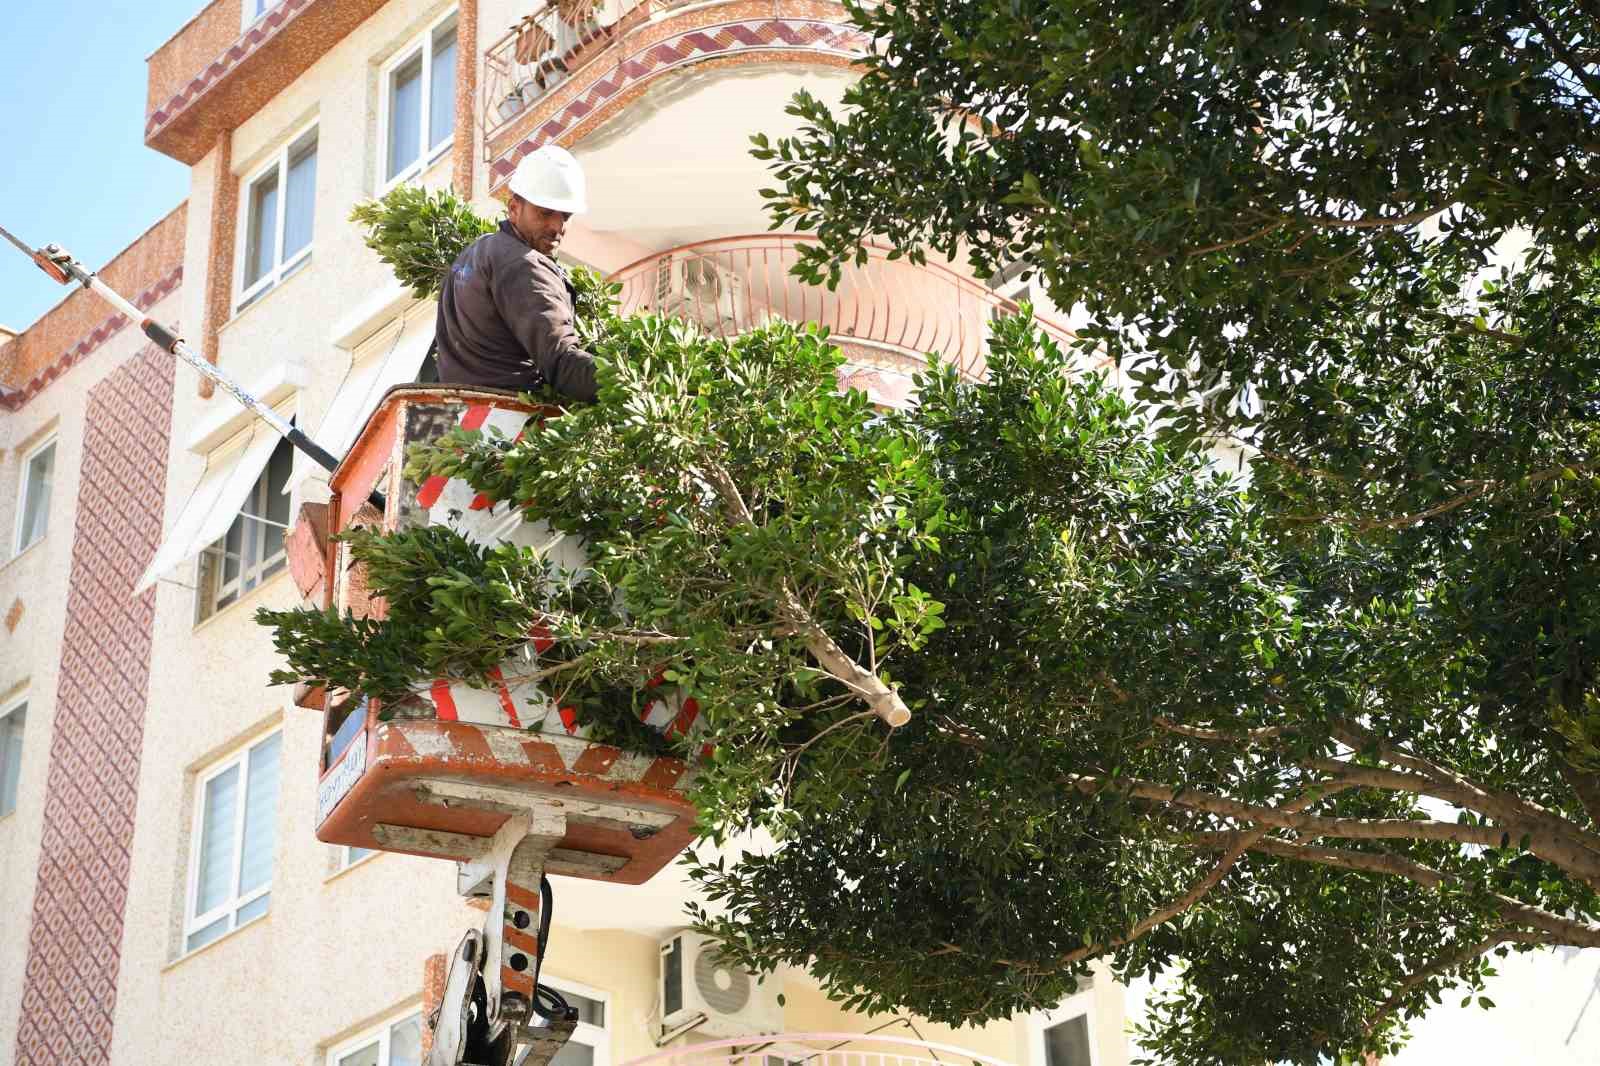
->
[[434, 221, 598, 401]]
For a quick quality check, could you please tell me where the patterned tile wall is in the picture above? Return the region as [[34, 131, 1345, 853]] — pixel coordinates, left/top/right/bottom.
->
[[11, 342, 175, 1066]]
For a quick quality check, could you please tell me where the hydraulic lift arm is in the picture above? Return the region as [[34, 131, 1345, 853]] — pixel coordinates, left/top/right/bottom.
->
[[0, 221, 384, 509]]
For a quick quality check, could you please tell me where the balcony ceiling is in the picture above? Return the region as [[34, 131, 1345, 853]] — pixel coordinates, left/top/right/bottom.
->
[[576, 67, 853, 252]]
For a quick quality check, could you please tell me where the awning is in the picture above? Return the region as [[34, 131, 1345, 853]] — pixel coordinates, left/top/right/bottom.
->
[[289, 306, 434, 494], [135, 423, 284, 593]]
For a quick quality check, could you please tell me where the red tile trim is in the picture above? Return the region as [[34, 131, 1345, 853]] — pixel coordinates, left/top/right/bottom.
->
[[144, 0, 313, 139], [1, 265, 183, 413], [488, 17, 869, 185]]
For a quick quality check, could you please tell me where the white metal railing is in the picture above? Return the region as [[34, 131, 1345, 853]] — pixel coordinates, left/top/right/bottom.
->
[[607, 235, 1080, 382], [622, 1032, 1019, 1066]]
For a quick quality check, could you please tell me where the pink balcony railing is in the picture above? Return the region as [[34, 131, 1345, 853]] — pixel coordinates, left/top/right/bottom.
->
[[623, 1032, 1020, 1066], [606, 236, 1078, 389]]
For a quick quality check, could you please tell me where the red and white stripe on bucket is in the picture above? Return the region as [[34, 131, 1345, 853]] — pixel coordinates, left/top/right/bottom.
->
[[410, 670, 706, 754], [405, 402, 709, 755], [413, 403, 532, 543]]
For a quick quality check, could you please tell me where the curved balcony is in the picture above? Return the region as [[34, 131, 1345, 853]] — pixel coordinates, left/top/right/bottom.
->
[[482, 0, 642, 146], [623, 1033, 1019, 1066], [606, 236, 1077, 405]]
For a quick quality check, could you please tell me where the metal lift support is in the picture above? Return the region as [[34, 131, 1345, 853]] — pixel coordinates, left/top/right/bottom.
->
[[430, 813, 580, 1066]]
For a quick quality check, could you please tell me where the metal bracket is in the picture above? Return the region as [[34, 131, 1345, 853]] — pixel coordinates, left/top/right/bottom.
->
[[477, 811, 565, 1034], [427, 810, 580, 1066]]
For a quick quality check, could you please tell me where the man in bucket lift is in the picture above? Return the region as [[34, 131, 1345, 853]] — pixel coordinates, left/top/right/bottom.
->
[[432, 145, 599, 402]]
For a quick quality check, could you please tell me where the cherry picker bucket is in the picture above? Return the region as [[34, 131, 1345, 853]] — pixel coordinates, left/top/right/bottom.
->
[[301, 385, 699, 886]]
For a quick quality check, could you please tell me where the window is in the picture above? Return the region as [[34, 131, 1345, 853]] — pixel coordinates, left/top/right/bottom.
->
[[0, 701, 25, 818], [381, 13, 458, 188], [338, 844, 376, 871], [328, 1010, 424, 1066], [184, 731, 282, 953], [239, 123, 318, 310], [1042, 1016, 1092, 1066], [196, 437, 291, 622], [1029, 987, 1096, 1066], [515, 981, 609, 1066], [243, 0, 282, 28], [14, 437, 55, 554]]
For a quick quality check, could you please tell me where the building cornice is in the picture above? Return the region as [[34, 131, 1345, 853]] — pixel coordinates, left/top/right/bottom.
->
[[1, 266, 184, 413]]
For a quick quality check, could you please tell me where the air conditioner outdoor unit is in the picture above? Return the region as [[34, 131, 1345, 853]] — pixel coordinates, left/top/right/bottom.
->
[[653, 255, 743, 336], [658, 930, 783, 1039]]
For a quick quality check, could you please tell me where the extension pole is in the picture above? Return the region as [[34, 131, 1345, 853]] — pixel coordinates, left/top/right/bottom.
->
[[0, 221, 385, 510]]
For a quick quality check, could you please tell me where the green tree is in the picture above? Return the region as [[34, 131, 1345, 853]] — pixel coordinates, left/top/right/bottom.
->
[[258, 176, 1600, 1064], [749, 9, 1600, 1054]]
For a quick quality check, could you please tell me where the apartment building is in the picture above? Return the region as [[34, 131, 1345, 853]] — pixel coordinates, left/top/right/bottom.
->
[[8, 3, 1594, 1065], [0, 2, 1120, 1066]]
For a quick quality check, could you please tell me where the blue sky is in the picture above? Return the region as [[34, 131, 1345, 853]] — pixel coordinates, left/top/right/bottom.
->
[[0, 2, 205, 333]]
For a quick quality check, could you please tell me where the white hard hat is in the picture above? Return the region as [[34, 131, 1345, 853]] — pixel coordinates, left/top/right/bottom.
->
[[507, 144, 588, 215]]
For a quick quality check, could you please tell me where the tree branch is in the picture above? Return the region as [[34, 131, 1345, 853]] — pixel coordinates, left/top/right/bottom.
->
[[1286, 198, 1454, 231], [1067, 773, 1514, 848], [1327, 723, 1600, 871], [699, 460, 911, 727], [1184, 833, 1600, 950], [1361, 933, 1506, 1040], [1188, 831, 1444, 888], [1561, 762, 1600, 832], [1040, 784, 1353, 972], [1527, 10, 1600, 102], [1153, 717, 1292, 744], [1185, 219, 1287, 257]]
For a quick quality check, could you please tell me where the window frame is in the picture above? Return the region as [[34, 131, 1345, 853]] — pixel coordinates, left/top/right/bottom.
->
[[1027, 989, 1098, 1066], [182, 729, 282, 954], [325, 1006, 425, 1066], [377, 8, 460, 192], [518, 977, 610, 1066], [13, 434, 57, 556], [194, 434, 294, 624], [336, 844, 378, 873], [242, 0, 282, 30], [236, 119, 320, 312], [0, 697, 27, 819]]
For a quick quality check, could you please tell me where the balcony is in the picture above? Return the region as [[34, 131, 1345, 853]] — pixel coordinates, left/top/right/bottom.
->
[[623, 1032, 1020, 1066], [482, 0, 645, 147], [606, 236, 1077, 404], [482, 0, 867, 190]]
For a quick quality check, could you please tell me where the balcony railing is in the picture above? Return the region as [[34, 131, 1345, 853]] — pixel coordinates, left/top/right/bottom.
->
[[482, 0, 641, 146], [606, 235, 1078, 385], [623, 1031, 1020, 1066]]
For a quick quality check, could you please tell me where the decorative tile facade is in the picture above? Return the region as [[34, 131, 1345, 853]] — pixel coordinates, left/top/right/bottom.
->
[[11, 343, 175, 1066]]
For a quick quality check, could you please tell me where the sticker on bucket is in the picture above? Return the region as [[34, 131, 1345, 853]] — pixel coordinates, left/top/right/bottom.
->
[[318, 730, 368, 826]]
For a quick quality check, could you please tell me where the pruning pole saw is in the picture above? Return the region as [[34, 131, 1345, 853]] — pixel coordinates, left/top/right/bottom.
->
[[0, 220, 384, 509]]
